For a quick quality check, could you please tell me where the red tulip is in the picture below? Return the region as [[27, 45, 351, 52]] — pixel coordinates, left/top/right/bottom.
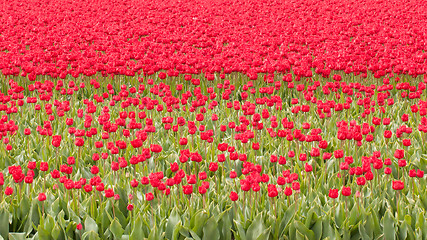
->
[[304, 163, 313, 172], [198, 186, 207, 195], [178, 138, 188, 146], [38, 193, 47, 201], [209, 162, 218, 172], [229, 191, 238, 201], [182, 185, 193, 195], [127, 204, 134, 211], [66, 118, 74, 126], [146, 192, 154, 201], [27, 161, 36, 170], [392, 180, 404, 190], [384, 130, 392, 138], [267, 184, 278, 198], [342, 186, 351, 196], [75, 137, 84, 147], [4, 186, 13, 196], [356, 177, 366, 186], [394, 149, 404, 159], [150, 144, 162, 153], [402, 139, 411, 146], [398, 159, 407, 167], [40, 162, 49, 172], [24, 128, 31, 135], [329, 189, 338, 199], [105, 188, 114, 198], [401, 114, 409, 122]]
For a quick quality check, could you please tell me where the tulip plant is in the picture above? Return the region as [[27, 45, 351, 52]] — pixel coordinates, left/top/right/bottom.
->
[[0, 0, 426, 240]]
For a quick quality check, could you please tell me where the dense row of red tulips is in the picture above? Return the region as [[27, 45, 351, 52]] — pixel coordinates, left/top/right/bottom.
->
[[0, 0, 426, 79]]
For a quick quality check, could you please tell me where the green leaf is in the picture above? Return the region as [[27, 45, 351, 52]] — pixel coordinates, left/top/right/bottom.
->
[[165, 208, 180, 240], [369, 210, 382, 237], [18, 196, 31, 221], [311, 219, 322, 240], [383, 210, 395, 240], [363, 213, 375, 239], [82, 230, 101, 240], [8, 233, 25, 240], [359, 221, 371, 240], [110, 219, 124, 240], [233, 220, 247, 240], [191, 210, 209, 237], [171, 221, 182, 240], [43, 214, 55, 233], [147, 225, 161, 240], [178, 227, 190, 238], [219, 212, 232, 240], [304, 209, 315, 228], [65, 221, 77, 239], [278, 203, 296, 238], [334, 204, 345, 229], [348, 204, 360, 227], [202, 216, 219, 240], [129, 216, 145, 240], [295, 230, 306, 240], [322, 217, 335, 240], [85, 216, 99, 234], [188, 229, 202, 240], [289, 220, 296, 240], [398, 221, 408, 240], [50, 198, 61, 217], [0, 207, 9, 240], [97, 209, 112, 234], [37, 225, 52, 240], [51, 224, 62, 240], [255, 227, 271, 240], [246, 214, 267, 240], [334, 227, 342, 240], [294, 220, 315, 240]]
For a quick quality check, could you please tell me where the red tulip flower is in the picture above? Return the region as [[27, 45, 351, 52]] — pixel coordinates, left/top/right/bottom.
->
[[402, 139, 411, 146], [342, 187, 351, 196], [105, 188, 114, 198], [229, 191, 238, 201], [392, 180, 404, 190], [329, 189, 338, 199], [76, 223, 83, 231], [179, 138, 188, 145], [75, 137, 84, 147], [38, 193, 47, 201], [182, 185, 193, 195], [5, 187, 13, 195], [150, 144, 162, 153], [146, 192, 154, 201], [40, 162, 49, 172], [209, 162, 218, 172]]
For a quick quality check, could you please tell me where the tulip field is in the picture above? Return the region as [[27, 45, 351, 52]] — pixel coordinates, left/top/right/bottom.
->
[[0, 0, 426, 239]]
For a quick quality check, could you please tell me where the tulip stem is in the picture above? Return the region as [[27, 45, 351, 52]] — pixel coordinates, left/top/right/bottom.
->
[[111, 198, 116, 219], [344, 197, 348, 217], [41, 202, 45, 217], [396, 191, 399, 218], [77, 146, 81, 169]]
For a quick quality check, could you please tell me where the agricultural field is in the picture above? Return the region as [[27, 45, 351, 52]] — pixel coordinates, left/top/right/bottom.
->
[[0, 0, 426, 239]]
